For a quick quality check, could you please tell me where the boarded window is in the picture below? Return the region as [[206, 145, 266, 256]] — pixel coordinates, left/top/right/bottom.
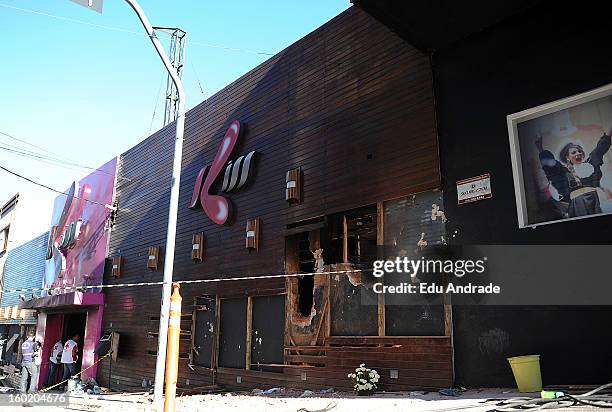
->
[[191, 297, 215, 367], [251, 295, 285, 371], [218, 298, 247, 369]]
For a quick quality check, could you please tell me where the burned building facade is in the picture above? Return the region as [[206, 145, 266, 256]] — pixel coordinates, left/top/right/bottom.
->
[[99, 7, 453, 391]]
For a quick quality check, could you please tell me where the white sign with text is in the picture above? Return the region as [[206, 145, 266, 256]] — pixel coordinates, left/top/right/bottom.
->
[[457, 173, 492, 204]]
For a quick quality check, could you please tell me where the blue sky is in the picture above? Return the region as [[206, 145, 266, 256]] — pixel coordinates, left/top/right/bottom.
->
[[0, 0, 350, 207]]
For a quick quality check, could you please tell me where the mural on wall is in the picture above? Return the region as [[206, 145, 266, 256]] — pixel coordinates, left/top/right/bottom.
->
[[43, 157, 117, 293], [189, 120, 258, 225], [508, 84, 612, 227]]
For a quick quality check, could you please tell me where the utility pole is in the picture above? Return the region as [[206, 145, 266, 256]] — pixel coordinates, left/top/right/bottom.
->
[[67, 1, 186, 410], [160, 28, 186, 126], [121, 2, 186, 410]]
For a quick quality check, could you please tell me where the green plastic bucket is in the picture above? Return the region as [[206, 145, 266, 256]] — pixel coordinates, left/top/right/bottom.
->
[[507, 355, 542, 392]]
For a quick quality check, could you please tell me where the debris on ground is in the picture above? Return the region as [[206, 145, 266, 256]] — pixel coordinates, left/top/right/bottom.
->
[[251, 387, 284, 395], [439, 388, 462, 397], [15, 387, 608, 412]]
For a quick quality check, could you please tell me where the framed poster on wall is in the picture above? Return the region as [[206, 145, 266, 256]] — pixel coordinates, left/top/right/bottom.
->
[[507, 83, 612, 228]]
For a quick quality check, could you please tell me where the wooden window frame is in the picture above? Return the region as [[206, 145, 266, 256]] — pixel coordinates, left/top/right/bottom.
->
[[330, 199, 452, 339]]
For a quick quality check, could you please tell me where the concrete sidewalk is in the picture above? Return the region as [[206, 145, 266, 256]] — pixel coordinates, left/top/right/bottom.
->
[[0, 388, 606, 411]]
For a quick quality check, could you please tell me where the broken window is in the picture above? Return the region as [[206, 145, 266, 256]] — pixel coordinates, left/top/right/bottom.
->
[[383, 192, 446, 336], [345, 206, 378, 265], [285, 205, 381, 336], [297, 276, 314, 317], [326, 205, 378, 266], [328, 205, 379, 336], [286, 231, 319, 317]]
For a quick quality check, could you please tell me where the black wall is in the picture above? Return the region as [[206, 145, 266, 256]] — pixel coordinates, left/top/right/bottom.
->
[[433, 1, 612, 387]]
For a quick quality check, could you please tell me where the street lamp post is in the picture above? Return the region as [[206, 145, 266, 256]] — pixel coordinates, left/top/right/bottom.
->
[[68, 1, 186, 410], [121, 3, 186, 410]]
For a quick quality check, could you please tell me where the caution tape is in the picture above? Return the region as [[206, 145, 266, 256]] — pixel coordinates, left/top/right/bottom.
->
[[38, 350, 113, 393], [2, 268, 368, 295]]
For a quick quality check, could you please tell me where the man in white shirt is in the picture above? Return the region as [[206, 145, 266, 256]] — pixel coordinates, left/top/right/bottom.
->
[[44, 339, 63, 387], [61, 334, 80, 384]]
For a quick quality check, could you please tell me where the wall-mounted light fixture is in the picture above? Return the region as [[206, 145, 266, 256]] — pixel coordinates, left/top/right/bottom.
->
[[147, 246, 160, 270], [192, 232, 205, 262], [246, 218, 260, 250], [112, 256, 123, 278], [286, 167, 302, 203]]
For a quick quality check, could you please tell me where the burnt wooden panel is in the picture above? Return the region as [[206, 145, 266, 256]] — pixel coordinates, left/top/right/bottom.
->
[[251, 295, 285, 371], [100, 6, 440, 391], [286, 274, 328, 348], [192, 303, 215, 368], [218, 298, 247, 369], [329, 273, 378, 336]]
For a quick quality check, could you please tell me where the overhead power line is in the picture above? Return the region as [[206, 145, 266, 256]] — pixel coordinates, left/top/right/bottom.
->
[[0, 130, 73, 163], [0, 2, 276, 56], [188, 60, 206, 96], [0, 144, 95, 174], [148, 73, 166, 135], [0, 141, 96, 170], [0, 130, 129, 181], [0, 164, 113, 208]]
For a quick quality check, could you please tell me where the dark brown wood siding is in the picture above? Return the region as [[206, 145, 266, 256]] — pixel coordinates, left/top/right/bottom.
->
[[99, 6, 441, 391]]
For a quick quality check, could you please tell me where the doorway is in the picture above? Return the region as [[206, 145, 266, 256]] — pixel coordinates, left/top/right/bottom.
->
[[62, 312, 86, 371]]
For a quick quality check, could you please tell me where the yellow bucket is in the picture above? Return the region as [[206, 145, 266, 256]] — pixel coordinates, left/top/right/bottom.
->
[[507, 355, 542, 392]]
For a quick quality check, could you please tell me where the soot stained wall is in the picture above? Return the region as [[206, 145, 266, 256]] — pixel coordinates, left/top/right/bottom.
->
[[100, 6, 440, 390], [433, 0, 612, 387]]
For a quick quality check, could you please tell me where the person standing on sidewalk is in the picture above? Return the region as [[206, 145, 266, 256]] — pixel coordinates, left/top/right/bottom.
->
[[20, 330, 40, 393], [61, 334, 80, 384], [45, 339, 64, 387]]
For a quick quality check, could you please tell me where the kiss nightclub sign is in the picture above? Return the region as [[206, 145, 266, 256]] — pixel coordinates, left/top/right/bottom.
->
[[189, 120, 258, 225]]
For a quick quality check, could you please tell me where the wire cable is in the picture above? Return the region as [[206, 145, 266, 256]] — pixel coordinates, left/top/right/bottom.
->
[[188, 60, 206, 97], [0, 143, 123, 181], [0, 143, 100, 171], [148, 73, 166, 135], [0, 130, 74, 163], [0, 130, 130, 181], [490, 383, 612, 411], [0, 164, 113, 208], [0, 2, 275, 56], [4, 268, 368, 294]]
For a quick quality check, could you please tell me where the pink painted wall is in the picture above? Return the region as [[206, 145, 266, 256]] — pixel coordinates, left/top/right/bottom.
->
[[35, 157, 117, 388], [43, 157, 117, 292], [81, 304, 104, 380], [35, 313, 64, 390]]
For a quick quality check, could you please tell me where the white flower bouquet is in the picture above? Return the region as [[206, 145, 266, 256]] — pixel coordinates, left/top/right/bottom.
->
[[347, 363, 379, 395]]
